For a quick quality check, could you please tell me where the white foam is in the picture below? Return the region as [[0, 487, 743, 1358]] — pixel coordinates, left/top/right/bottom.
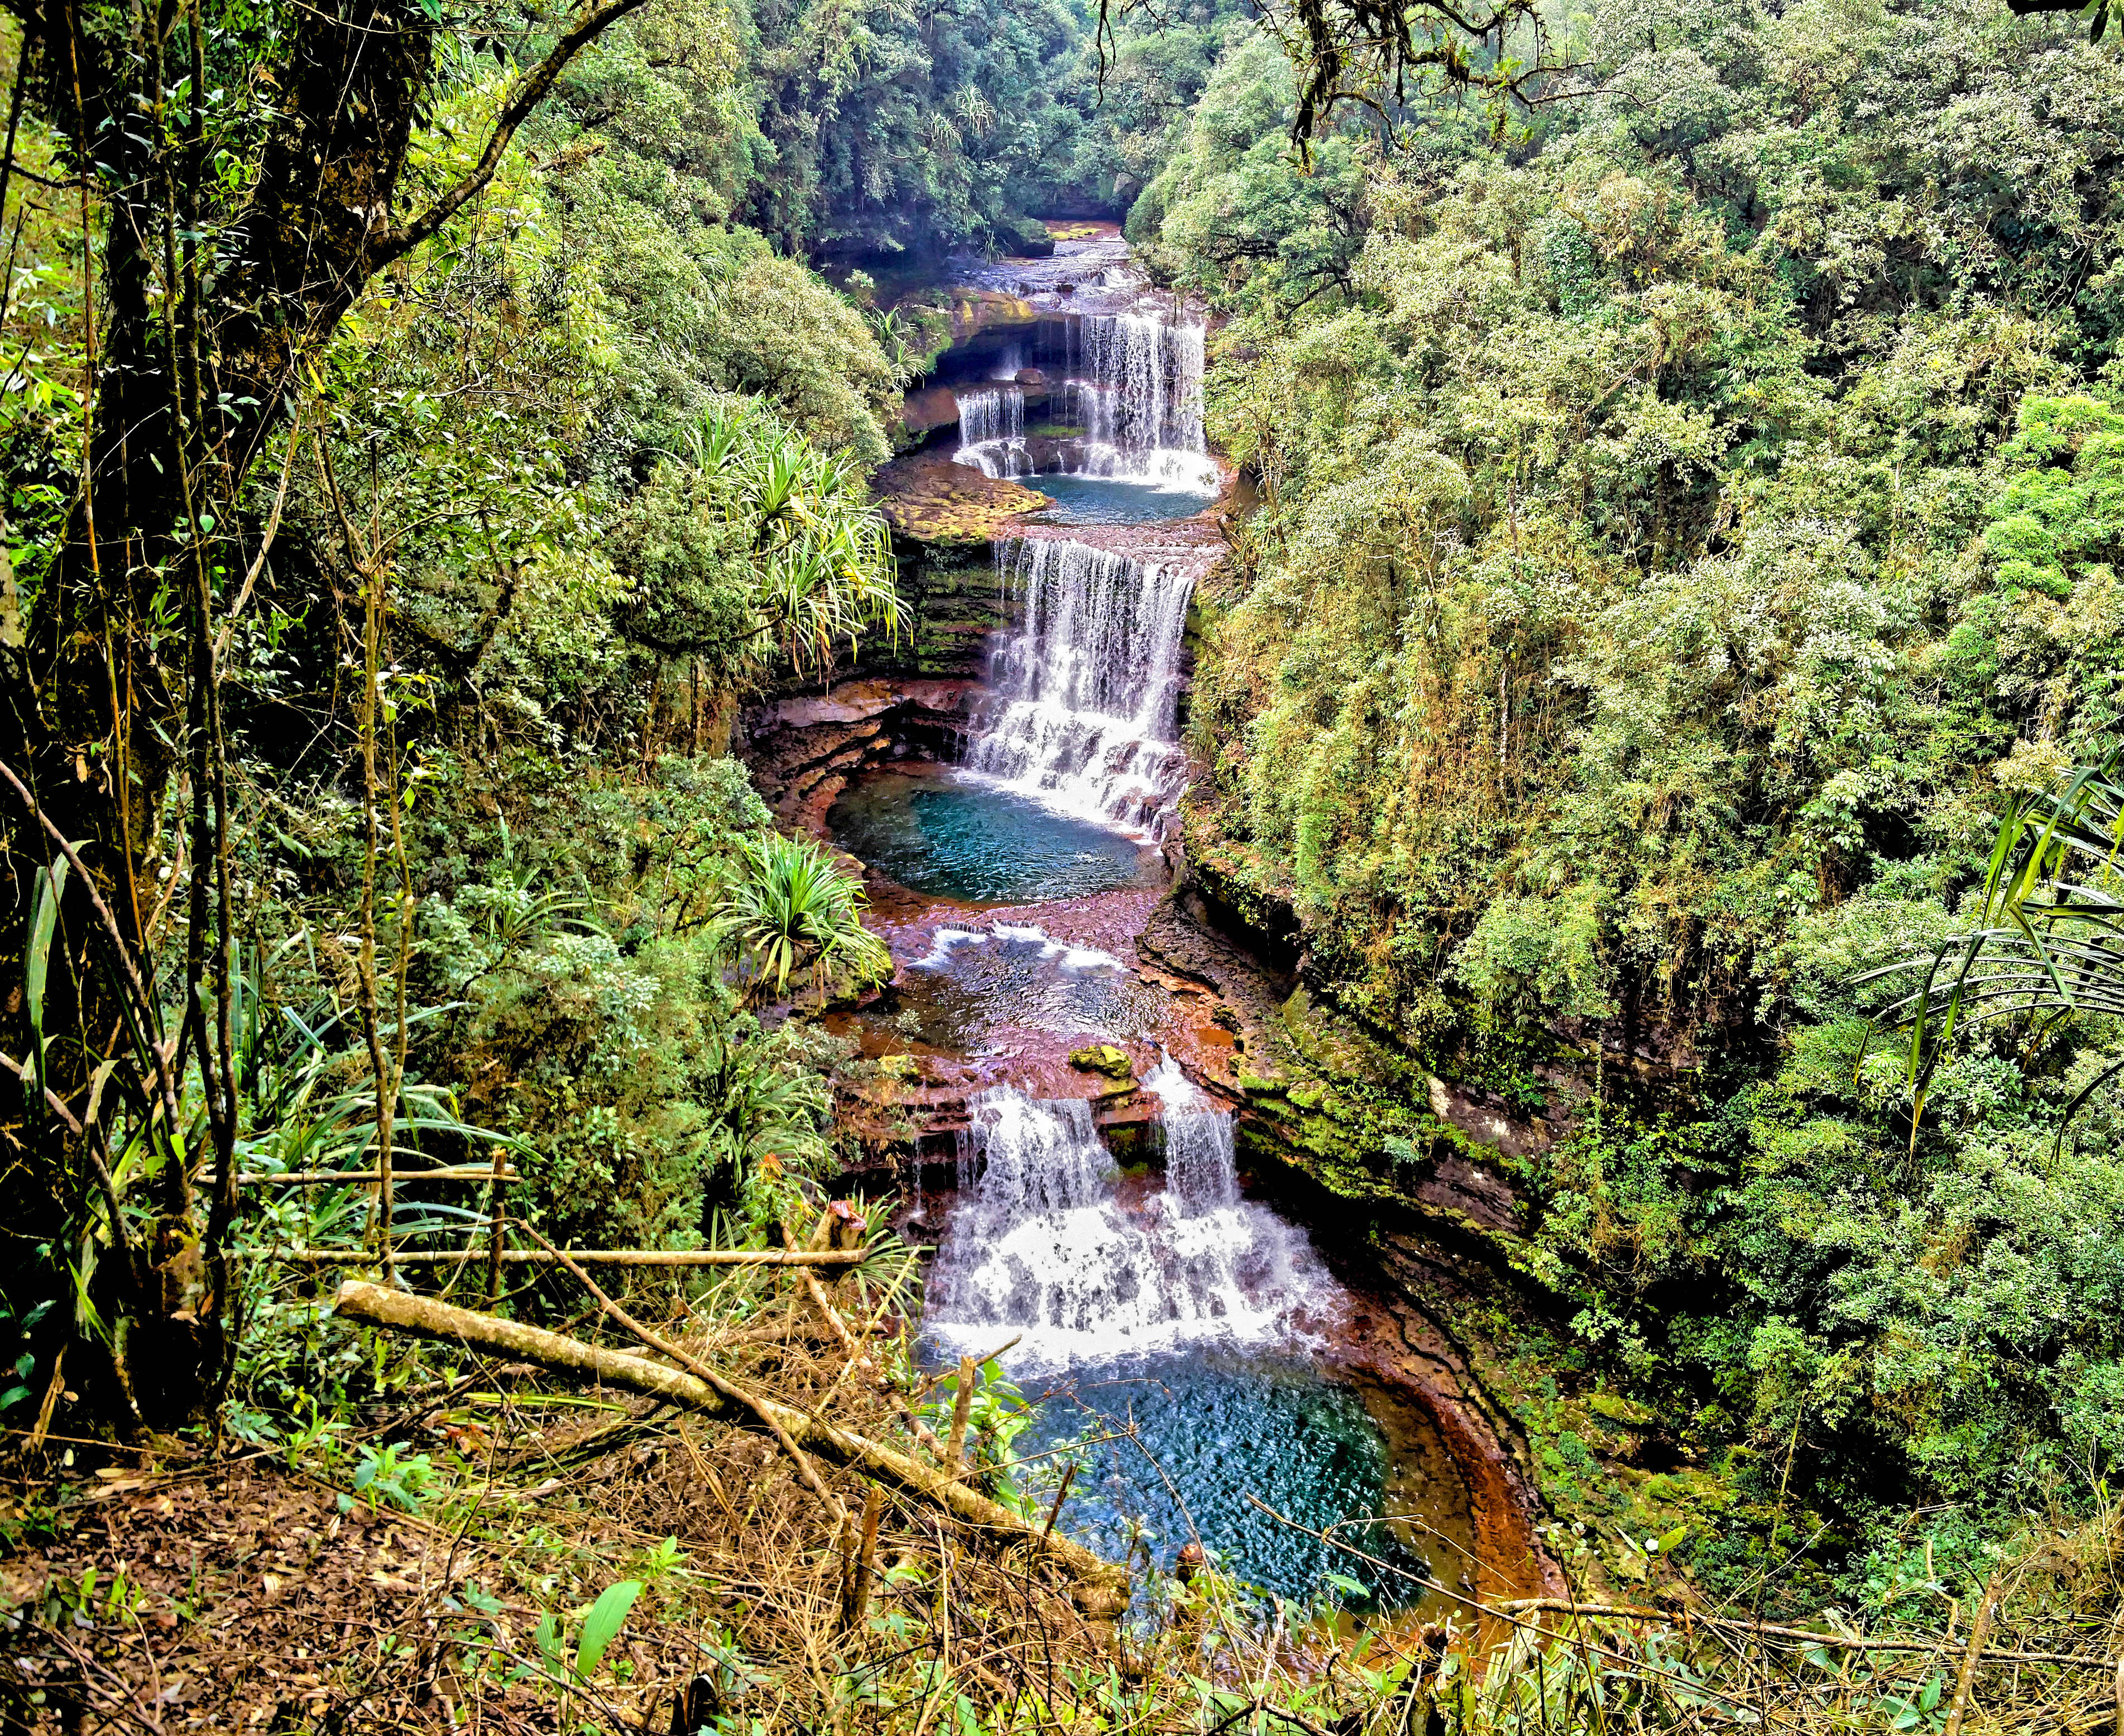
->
[[908, 927, 988, 971], [989, 923, 1125, 973], [926, 1084, 1340, 1373]]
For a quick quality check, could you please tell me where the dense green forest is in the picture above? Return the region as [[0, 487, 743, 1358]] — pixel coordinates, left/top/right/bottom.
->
[[1158, 0, 2124, 1592], [8, 0, 2124, 1723]]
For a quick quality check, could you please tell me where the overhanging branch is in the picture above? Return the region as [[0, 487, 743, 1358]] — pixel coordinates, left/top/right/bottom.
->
[[373, 0, 660, 267]]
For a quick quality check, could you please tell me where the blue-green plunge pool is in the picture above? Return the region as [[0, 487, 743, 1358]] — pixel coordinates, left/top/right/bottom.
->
[[828, 768, 1157, 904], [1028, 472, 1219, 525], [1009, 1350, 1461, 1614]]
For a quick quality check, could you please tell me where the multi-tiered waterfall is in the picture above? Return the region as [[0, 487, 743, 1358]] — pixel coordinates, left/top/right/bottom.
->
[[925, 1059, 1335, 1371], [962, 535, 1193, 837], [953, 312, 1217, 491]]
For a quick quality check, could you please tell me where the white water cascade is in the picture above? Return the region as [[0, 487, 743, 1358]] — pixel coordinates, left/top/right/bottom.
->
[[1067, 314, 1215, 487], [951, 311, 1217, 492], [925, 1066, 1336, 1371], [963, 535, 1193, 836], [955, 386, 1030, 479]]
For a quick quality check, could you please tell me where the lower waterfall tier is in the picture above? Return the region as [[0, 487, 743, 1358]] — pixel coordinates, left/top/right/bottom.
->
[[924, 1078, 1339, 1371]]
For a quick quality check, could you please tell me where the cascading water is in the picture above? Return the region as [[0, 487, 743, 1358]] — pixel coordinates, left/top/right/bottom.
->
[[961, 535, 1193, 836], [1068, 314, 1214, 486], [950, 310, 1217, 492], [955, 385, 1029, 478], [925, 1066, 1336, 1372]]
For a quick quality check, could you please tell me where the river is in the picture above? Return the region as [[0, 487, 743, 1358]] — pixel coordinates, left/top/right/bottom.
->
[[788, 225, 1487, 1618]]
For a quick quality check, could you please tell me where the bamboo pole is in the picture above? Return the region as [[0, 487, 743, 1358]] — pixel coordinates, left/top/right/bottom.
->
[[271, 1246, 876, 1268], [239, 1166, 520, 1186], [331, 1281, 1128, 1617]]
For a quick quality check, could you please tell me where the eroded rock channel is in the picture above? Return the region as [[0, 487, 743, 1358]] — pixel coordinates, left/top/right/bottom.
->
[[742, 225, 1555, 1622]]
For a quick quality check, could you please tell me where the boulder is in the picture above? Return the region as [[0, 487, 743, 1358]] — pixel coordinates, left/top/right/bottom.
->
[[902, 385, 962, 437], [1068, 1044, 1133, 1081]]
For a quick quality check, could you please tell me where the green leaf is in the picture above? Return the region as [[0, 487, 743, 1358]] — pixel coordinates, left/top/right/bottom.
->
[[574, 1579, 641, 1678], [23, 859, 66, 1057]]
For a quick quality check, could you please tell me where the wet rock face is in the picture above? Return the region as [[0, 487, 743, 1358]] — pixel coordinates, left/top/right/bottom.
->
[[902, 385, 963, 438], [739, 682, 978, 834]]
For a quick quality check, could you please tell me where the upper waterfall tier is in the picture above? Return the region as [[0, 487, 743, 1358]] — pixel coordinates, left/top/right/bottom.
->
[[962, 535, 1193, 836], [952, 312, 1216, 492]]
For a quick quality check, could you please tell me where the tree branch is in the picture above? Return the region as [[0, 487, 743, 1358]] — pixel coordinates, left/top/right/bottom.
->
[[373, 0, 660, 268]]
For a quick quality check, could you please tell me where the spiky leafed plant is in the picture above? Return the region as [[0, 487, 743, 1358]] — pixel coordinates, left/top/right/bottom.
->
[[677, 404, 903, 679], [1861, 759, 2124, 1144], [710, 834, 893, 1004]]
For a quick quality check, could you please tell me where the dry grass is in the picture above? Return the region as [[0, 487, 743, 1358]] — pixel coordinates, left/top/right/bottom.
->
[[6, 1248, 2124, 1735]]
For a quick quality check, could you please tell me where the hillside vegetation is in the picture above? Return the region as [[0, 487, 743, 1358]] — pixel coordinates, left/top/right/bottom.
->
[[1157, 0, 2124, 1605]]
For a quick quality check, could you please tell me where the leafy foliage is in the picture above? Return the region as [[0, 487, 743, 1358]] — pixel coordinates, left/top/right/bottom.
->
[[711, 833, 893, 1003], [1162, 0, 2124, 1558]]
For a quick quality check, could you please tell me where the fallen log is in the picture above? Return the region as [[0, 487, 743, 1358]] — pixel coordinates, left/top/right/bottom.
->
[[332, 1281, 1128, 1618], [276, 1247, 875, 1268]]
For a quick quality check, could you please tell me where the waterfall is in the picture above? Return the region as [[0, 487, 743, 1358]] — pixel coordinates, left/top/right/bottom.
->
[[1146, 1053, 1239, 1210], [926, 1075, 1335, 1371], [948, 311, 1216, 491], [955, 385, 1029, 478], [1072, 315, 1207, 472], [962, 536, 1193, 836]]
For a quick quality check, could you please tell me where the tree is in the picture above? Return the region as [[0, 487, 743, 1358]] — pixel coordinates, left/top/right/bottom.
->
[[1098, 0, 1574, 151], [0, 0, 660, 1421]]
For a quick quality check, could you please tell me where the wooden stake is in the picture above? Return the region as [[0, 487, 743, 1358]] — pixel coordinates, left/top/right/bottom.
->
[[1942, 1572, 2002, 1736], [843, 1482, 884, 1630], [484, 1145, 507, 1308], [943, 1354, 976, 1476]]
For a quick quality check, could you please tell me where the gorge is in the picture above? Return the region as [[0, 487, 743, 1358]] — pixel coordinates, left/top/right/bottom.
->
[[747, 224, 1545, 1614], [12, 0, 2121, 1725]]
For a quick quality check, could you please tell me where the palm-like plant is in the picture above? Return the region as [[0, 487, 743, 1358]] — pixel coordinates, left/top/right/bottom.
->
[[710, 833, 893, 1004], [1861, 759, 2124, 1142], [682, 405, 903, 679]]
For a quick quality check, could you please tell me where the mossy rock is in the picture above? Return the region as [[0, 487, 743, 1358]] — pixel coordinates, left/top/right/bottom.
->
[[876, 458, 1048, 545], [878, 1053, 924, 1082], [1070, 1044, 1133, 1081], [1588, 1392, 1656, 1428], [998, 214, 1054, 257]]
